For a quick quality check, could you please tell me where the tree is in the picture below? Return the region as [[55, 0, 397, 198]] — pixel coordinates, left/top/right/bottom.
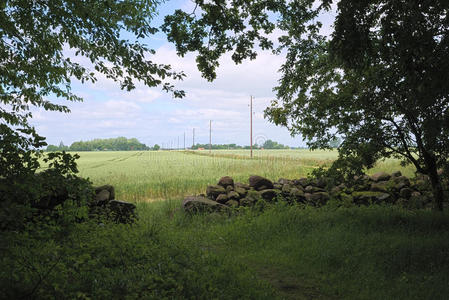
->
[[153, 144, 160, 151], [163, 0, 449, 210], [328, 137, 342, 149], [1, 0, 185, 176], [0, 1, 186, 226], [262, 139, 288, 149]]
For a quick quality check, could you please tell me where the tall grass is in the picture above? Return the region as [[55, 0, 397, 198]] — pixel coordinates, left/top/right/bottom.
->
[[139, 201, 449, 299], [71, 150, 416, 202]]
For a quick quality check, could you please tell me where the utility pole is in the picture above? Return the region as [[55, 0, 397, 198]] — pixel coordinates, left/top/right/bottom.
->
[[183, 132, 186, 150], [192, 128, 195, 149], [209, 120, 212, 153], [177, 136, 179, 150], [250, 95, 253, 159]]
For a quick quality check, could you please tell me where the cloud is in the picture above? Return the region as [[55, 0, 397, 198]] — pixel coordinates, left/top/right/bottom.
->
[[29, 0, 342, 148]]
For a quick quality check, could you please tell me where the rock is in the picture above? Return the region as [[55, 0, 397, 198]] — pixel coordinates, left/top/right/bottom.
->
[[95, 189, 110, 206], [352, 191, 392, 205], [282, 184, 293, 194], [305, 185, 325, 193], [340, 193, 354, 204], [107, 200, 136, 223], [218, 176, 234, 188], [278, 178, 292, 185], [370, 182, 388, 192], [396, 198, 408, 207], [354, 175, 370, 183], [216, 194, 229, 204], [227, 191, 240, 201], [260, 189, 278, 202], [289, 188, 305, 201], [235, 182, 250, 190], [392, 171, 402, 178], [294, 178, 309, 188], [225, 200, 239, 207], [206, 185, 226, 200], [370, 172, 391, 182], [234, 187, 248, 198], [304, 192, 329, 206], [95, 185, 115, 200], [183, 196, 227, 213], [304, 185, 314, 193], [399, 188, 413, 199], [240, 190, 262, 206], [226, 185, 234, 193], [273, 183, 282, 190], [408, 193, 426, 209], [315, 178, 327, 188], [413, 179, 430, 191], [331, 183, 348, 194], [249, 175, 274, 191], [393, 176, 410, 187]]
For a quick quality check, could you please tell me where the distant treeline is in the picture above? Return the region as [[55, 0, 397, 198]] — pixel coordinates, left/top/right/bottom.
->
[[191, 139, 290, 150], [46, 137, 150, 151], [47, 138, 302, 152]]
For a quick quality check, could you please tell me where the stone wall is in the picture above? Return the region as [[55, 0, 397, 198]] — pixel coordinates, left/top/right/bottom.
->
[[183, 172, 448, 212]]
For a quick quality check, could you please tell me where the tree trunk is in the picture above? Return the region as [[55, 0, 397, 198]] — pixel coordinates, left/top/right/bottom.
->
[[423, 153, 444, 211], [428, 169, 444, 211]]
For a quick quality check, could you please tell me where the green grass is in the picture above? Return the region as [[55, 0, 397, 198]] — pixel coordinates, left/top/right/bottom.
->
[[6, 150, 448, 299], [65, 149, 416, 202], [139, 201, 449, 299], [5, 202, 448, 299]]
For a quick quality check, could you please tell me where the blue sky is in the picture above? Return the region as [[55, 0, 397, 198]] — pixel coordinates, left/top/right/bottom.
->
[[30, 0, 336, 148]]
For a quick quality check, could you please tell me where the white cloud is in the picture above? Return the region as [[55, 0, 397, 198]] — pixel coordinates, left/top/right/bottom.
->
[[29, 1, 342, 148]]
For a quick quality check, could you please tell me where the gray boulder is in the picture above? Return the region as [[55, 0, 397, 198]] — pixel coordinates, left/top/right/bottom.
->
[[206, 185, 226, 200], [107, 200, 136, 223], [95, 189, 110, 206], [370, 172, 391, 182], [294, 178, 309, 188], [235, 182, 250, 190], [218, 176, 234, 188], [95, 185, 115, 200], [225, 200, 239, 207], [183, 196, 227, 213], [391, 171, 402, 178], [227, 191, 240, 201], [399, 188, 413, 199], [249, 175, 274, 191], [305, 192, 329, 206], [226, 185, 234, 193], [216, 194, 229, 204], [278, 178, 292, 185], [235, 186, 248, 198], [260, 189, 278, 202]]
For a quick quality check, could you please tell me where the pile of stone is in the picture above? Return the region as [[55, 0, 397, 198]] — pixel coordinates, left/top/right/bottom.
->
[[91, 185, 137, 223], [183, 172, 447, 213]]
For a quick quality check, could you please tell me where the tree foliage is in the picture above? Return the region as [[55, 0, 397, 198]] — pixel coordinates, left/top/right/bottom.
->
[[0, 0, 185, 226], [163, 0, 449, 210], [262, 139, 289, 149], [49, 137, 150, 151]]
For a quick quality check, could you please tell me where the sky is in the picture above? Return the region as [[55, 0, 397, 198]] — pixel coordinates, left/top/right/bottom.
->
[[30, 0, 336, 148]]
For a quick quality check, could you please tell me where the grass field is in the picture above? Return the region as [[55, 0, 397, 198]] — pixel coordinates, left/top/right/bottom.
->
[[7, 150, 448, 299], [71, 149, 416, 202]]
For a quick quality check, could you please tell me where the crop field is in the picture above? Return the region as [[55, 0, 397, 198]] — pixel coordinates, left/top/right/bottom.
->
[[71, 149, 417, 202]]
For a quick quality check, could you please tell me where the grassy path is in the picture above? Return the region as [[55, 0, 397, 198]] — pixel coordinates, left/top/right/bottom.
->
[[140, 200, 449, 299]]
